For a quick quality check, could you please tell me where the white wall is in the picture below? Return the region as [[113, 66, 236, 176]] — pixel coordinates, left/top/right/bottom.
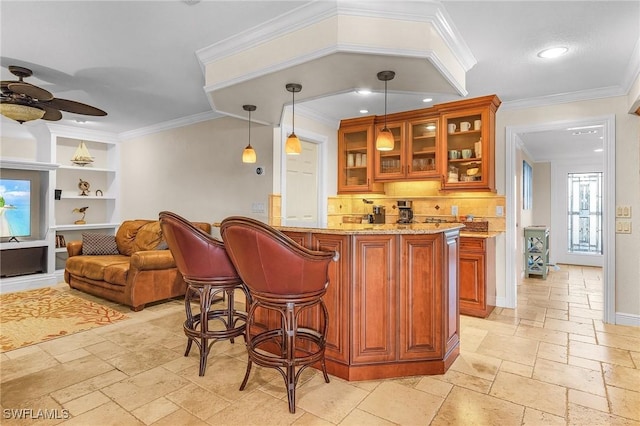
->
[[496, 95, 640, 319], [532, 162, 551, 228], [120, 117, 274, 235]]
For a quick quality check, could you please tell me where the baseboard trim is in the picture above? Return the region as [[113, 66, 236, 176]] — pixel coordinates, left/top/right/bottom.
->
[[615, 312, 640, 327]]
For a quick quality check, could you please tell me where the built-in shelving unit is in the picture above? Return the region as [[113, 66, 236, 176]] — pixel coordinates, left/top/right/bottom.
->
[[0, 124, 120, 292]]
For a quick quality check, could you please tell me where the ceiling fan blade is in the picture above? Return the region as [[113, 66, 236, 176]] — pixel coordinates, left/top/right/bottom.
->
[[41, 106, 63, 121], [7, 82, 54, 101], [43, 98, 107, 116]]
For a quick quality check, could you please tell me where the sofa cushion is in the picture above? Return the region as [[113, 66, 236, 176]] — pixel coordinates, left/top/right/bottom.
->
[[133, 221, 164, 252], [116, 220, 153, 256], [66, 255, 130, 284], [82, 233, 119, 255]]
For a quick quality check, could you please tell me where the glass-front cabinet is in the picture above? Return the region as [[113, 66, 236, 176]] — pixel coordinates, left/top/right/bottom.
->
[[373, 116, 440, 181], [439, 95, 500, 191], [407, 117, 439, 179], [338, 117, 384, 194], [374, 122, 404, 181]]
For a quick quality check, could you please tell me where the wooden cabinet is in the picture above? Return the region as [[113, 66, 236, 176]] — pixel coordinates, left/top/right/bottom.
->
[[337, 117, 384, 194], [439, 95, 501, 191], [459, 236, 496, 318], [338, 94, 500, 191], [373, 116, 440, 181], [352, 234, 397, 363], [282, 228, 461, 381], [310, 233, 350, 364], [399, 234, 444, 360]]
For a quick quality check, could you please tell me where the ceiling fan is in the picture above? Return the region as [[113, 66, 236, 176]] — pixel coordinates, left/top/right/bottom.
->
[[0, 65, 107, 124]]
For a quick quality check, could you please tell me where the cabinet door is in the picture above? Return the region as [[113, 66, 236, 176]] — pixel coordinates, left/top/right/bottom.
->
[[398, 234, 443, 360], [311, 234, 350, 364], [373, 122, 405, 181], [459, 251, 486, 315], [338, 123, 383, 193], [407, 117, 440, 179], [352, 235, 397, 363], [440, 98, 497, 191]]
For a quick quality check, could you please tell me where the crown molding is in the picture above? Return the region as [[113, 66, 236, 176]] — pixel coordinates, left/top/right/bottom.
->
[[501, 86, 628, 111], [196, 0, 474, 75], [46, 123, 120, 144], [119, 110, 223, 140]]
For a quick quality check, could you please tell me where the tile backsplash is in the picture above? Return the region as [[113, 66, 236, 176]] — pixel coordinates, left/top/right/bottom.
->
[[327, 181, 505, 231]]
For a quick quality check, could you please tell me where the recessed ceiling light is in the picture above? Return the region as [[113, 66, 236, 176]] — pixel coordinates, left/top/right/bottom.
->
[[359, 109, 369, 114], [537, 47, 568, 58], [422, 98, 433, 103], [355, 89, 372, 95], [594, 148, 603, 152]]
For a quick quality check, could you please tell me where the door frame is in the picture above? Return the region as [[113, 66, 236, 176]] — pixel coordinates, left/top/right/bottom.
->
[[505, 114, 615, 323], [279, 125, 328, 227]]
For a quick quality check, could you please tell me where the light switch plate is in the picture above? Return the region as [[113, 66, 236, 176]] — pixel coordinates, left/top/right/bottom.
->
[[496, 206, 504, 217], [616, 205, 632, 218], [616, 220, 632, 234]]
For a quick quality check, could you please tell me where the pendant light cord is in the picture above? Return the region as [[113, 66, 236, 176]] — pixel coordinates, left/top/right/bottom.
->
[[248, 109, 251, 146], [384, 80, 388, 129], [292, 90, 295, 133]]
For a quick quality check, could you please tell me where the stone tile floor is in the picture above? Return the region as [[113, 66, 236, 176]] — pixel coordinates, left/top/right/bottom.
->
[[1, 265, 638, 425]]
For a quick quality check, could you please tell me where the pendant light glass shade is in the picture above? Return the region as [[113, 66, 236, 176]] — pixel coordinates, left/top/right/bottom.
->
[[285, 132, 301, 154], [242, 145, 256, 163], [285, 83, 302, 155], [375, 70, 396, 151], [242, 104, 257, 163], [376, 128, 394, 151]]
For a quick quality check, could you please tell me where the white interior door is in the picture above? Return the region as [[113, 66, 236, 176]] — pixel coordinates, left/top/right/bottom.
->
[[551, 161, 604, 267], [286, 140, 319, 227]]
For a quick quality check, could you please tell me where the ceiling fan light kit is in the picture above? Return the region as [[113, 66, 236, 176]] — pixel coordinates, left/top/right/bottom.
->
[[285, 83, 302, 155], [376, 70, 396, 151], [242, 104, 257, 164], [1, 65, 107, 124], [0, 103, 45, 123]]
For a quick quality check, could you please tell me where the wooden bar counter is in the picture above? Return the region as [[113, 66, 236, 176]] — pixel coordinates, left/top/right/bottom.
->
[[270, 223, 463, 381]]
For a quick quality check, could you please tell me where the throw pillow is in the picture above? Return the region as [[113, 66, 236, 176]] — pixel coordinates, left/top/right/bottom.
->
[[132, 221, 164, 252], [82, 233, 119, 255]]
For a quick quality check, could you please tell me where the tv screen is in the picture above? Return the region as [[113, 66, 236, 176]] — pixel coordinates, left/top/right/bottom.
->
[[0, 179, 31, 238]]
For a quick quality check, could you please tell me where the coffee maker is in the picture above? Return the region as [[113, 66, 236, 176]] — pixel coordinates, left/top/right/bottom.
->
[[397, 200, 414, 224], [372, 205, 385, 224]]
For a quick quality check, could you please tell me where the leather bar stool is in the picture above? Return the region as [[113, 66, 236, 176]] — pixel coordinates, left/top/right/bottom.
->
[[159, 211, 250, 376], [220, 216, 336, 413]]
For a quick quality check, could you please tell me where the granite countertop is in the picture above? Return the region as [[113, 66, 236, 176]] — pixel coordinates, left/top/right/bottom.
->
[[276, 223, 464, 235], [459, 230, 501, 238]]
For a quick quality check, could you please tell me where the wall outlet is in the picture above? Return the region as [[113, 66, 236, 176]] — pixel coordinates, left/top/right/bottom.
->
[[496, 206, 504, 217], [451, 205, 458, 216], [251, 202, 265, 214]]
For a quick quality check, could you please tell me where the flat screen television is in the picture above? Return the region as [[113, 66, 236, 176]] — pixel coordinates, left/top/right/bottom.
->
[[0, 178, 31, 239]]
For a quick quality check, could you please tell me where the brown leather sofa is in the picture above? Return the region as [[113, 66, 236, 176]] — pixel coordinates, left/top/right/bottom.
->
[[64, 219, 211, 311]]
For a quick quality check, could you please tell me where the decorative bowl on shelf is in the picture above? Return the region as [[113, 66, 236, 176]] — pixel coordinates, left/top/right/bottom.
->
[[467, 167, 479, 176]]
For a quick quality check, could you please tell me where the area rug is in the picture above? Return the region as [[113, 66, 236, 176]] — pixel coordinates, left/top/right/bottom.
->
[[0, 287, 128, 352]]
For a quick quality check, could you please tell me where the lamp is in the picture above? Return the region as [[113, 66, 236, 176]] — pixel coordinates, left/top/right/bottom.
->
[[0, 103, 45, 124], [285, 83, 302, 155], [375, 70, 395, 151], [242, 104, 257, 163]]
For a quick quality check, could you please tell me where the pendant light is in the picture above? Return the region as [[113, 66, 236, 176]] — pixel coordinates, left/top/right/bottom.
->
[[285, 83, 302, 155], [376, 70, 395, 151], [242, 105, 257, 163]]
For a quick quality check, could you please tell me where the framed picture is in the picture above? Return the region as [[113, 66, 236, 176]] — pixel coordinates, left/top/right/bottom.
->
[[523, 160, 532, 210]]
